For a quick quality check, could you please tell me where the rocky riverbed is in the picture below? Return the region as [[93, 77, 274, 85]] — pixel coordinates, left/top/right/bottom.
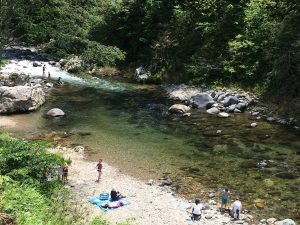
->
[[46, 142, 297, 225], [163, 84, 299, 130]]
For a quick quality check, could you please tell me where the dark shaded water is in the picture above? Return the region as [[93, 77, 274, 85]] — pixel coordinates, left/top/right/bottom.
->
[[3, 79, 300, 221]]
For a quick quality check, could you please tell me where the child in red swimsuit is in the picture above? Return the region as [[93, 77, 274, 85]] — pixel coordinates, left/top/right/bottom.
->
[[96, 159, 103, 182]]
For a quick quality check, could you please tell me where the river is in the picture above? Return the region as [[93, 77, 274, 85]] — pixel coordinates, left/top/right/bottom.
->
[[1, 48, 299, 221]]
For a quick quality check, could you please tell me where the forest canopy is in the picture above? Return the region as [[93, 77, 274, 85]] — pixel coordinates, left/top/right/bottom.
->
[[0, 0, 299, 98]]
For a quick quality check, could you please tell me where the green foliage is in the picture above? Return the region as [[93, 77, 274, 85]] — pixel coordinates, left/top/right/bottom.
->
[[0, 133, 83, 225], [82, 42, 125, 67], [0, 176, 84, 225], [44, 34, 89, 58], [0, 134, 65, 183], [1, 0, 299, 98]]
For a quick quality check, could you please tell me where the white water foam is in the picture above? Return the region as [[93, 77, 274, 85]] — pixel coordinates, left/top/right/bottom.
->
[[1, 59, 126, 91]]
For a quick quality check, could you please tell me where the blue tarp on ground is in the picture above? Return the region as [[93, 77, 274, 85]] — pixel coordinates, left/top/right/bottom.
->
[[88, 196, 129, 212]]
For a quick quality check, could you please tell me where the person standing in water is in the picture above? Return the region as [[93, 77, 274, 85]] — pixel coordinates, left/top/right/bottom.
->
[[42, 65, 46, 79], [48, 72, 51, 81], [96, 159, 103, 182]]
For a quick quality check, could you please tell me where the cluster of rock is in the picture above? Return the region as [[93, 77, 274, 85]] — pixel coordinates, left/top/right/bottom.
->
[[4, 46, 51, 61], [164, 84, 254, 117], [250, 106, 299, 129], [0, 73, 47, 114]]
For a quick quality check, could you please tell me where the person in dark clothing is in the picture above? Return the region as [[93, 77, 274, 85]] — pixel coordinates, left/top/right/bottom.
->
[[110, 187, 123, 201], [57, 77, 64, 85]]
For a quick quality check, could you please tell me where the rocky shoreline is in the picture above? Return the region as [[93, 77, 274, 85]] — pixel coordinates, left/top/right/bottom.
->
[[163, 84, 299, 130], [46, 143, 296, 225]]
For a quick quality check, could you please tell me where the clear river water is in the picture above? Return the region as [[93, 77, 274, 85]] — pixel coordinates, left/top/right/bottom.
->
[[1, 54, 299, 221]]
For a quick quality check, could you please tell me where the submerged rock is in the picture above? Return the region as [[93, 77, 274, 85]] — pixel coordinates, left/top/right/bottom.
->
[[275, 172, 298, 179], [218, 112, 229, 118], [46, 108, 65, 117], [253, 198, 265, 209], [251, 123, 257, 128], [168, 104, 191, 114]]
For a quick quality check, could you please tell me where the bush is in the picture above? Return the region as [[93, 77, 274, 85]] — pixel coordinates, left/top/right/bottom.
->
[[82, 41, 125, 67], [0, 176, 84, 225], [0, 133, 65, 184]]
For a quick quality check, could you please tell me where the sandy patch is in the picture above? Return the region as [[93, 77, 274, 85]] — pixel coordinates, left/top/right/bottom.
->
[[0, 116, 17, 129], [49, 146, 254, 225]]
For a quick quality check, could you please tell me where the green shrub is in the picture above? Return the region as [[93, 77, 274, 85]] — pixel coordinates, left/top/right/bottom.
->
[[0, 176, 84, 225], [0, 134, 65, 184], [82, 41, 125, 67]]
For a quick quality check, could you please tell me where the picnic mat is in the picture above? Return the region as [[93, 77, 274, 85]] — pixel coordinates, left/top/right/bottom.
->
[[88, 196, 129, 212]]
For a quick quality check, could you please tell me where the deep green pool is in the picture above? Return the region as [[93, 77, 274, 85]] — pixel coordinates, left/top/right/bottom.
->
[[3, 78, 300, 221]]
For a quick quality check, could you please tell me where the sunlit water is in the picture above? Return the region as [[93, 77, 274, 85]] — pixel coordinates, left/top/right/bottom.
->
[[1, 52, 299, 221]]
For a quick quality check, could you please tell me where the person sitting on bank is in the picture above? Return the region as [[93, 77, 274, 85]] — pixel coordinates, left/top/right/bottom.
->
[[57, 77, 64, 85], [232, 197, 242, 220], [191, 199, 203, 221], [110, 186, 124, 201]]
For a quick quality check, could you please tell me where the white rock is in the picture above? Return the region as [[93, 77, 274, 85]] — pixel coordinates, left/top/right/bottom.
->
[[218, 112, 229, 118], [275, 219, 296, 225], [207, 107, 220, 114], [205, 214, 213, 219], [208, 192, 215, 198], [209, 199, 216, 205], [46, 108, 65, 117], [146, 179, 154, 186], [74, 146, 84, 153], [168, 104, 191, 114], [251, 122, 257, 128], [267, 218, 277, 224]]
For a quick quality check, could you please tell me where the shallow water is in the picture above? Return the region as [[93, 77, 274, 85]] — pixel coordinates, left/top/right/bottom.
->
[[1, 53, 300, 221]]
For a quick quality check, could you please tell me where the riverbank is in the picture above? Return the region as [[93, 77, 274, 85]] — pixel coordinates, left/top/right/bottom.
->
[[49, 145, 256, 225]]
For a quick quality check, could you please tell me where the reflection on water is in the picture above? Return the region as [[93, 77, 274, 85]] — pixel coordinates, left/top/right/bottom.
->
[[3, 82, 300, 221]]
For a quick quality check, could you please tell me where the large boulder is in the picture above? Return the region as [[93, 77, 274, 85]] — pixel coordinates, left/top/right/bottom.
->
[[46, 108, 65, 117], [168, 104, 191, 114], [223, 96, 239, 107], [189, 93, 214, 108], [236, 102, 248, 112], [0, 85, 45, 114]]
